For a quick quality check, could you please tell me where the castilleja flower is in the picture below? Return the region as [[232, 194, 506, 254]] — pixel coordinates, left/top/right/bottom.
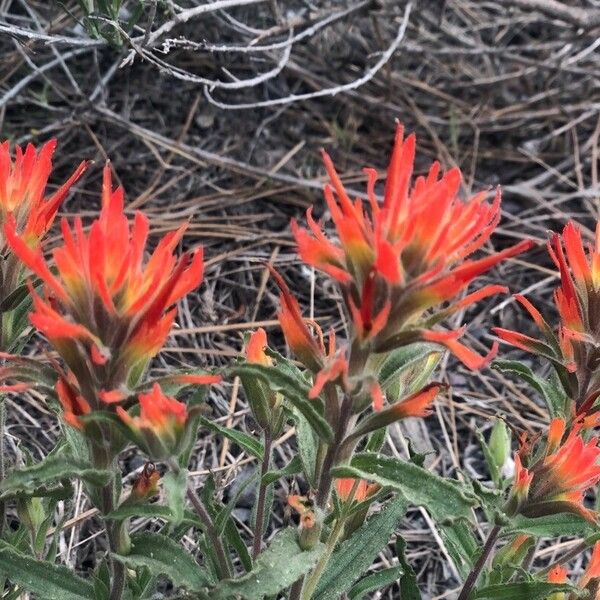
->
[[0, 139, 87, 248], [117, 384, 188, 459], [5, 165, 206, 395], [495, 221, 600, 416], [0, 140, 88, 320], [335, 478, 378, 503], [292, 123, 533, 369], [509, 419, 600, 522], [241, 328, 284, 432]]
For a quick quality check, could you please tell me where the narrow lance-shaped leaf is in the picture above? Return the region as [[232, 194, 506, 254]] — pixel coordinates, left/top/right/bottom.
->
[[229, 363, 333, 443], [472, 582, 585, 599], [332, 453, 477, 520], [314, 495, 409, 600], [213, 528, 325, 600], [0, 540, 94, 600], [113, 532, 214, 591]]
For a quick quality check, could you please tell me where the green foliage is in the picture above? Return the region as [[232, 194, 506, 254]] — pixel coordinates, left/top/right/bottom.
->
[[348, 566, 404, 599], [503, 513, 597, 538], [378, 343, 440, 401], [396, 537, 421, 600], [230, 363, 333, 443], [332, 453, 478, 520], [492, 360, 568, 417], [114, 532, 214, 591], [0, 539, 94, 599], [472, 582, 585, 599], [198, 415, 264, 459], [314, 495, 408, 600], [0, 451, 112, 500], [212, 528, 325, 600]]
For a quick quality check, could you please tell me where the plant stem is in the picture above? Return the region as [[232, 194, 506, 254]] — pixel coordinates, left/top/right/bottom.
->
[[252, 430, 272, 560], [0, 394, 5, 538], [316, 394, 352, 510], [288, 578, 304, 600], [186, 484, 232, 579], [300, 515, 346, 600], [457, 525, 501, 600]]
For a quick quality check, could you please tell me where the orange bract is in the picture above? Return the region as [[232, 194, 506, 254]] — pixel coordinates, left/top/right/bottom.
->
[[0, 139, 88, 247], [495, 221, 600, 416], [5, 165, 203, 390], [513, 428, 600, 523], [293, 123, 532, 369]]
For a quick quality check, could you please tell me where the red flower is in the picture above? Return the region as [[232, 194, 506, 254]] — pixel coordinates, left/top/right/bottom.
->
[[579, 542, 600, 589], [548, 565, 568, 584], [335, 478, 378, 503], [512, 428, 600, 522], [293, 124, 532, 368], [0, 139, 87, 247], [246, 328, 271, 366], [56, 375, 91, 430], [494, 221, 600, 414], [5, 165, 203, 392], [117, 383, 188, 459]]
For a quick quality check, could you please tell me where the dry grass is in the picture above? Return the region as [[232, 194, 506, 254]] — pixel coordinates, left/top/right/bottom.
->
[[1, 0, 600, 597]]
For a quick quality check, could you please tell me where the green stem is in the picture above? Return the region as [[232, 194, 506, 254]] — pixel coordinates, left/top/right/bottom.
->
[[252, 430, 272, 560], [186, 485, 232, 579], [168, 460, 231, 579], [457, 525, 501, 600], [300, 515, 346, 600]]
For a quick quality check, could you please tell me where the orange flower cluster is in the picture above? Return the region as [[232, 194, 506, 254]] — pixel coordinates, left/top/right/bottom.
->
[[3, 159, 218, 458], [510, 418, 600, 522], [0, 140, 87, 320], [547, 542, 600, 598], [292, 124, 533, 369], [0, 140, 87, 248], [6, 165, 205, 394], [495, 222, 600, 415]]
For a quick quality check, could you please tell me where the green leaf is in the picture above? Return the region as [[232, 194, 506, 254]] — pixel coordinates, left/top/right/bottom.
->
[[332, 453, 477, 520], [503, 513, 596, 539], [438, 520, 479, 579], [314, 495, 408, 600], [379, 343, 440, 401], [114, 532, 213, 591], [396, 537, 421, 600], [163, 470, 187, 525], [0, 539, 94, 599], [262, 455, 303, 485], [348, 566, 403, 599], [492, 360, 567, 417], [292, 407, 318, 487], [230, 363, 333, 443], [0, 454, 112, 499], [198, 415, 264, 459], [472, 582, 584, 599], [213, 528, 324, 600]]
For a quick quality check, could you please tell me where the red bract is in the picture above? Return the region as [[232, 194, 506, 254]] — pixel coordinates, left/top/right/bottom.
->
[[5, 165, 204, 393], [511, 419, 600, 522], [335, 478, 378, 503], [293, 124, 533, 368], [494, 221, 600, 414], [0, 139, 87, 247], [117, 383, 188, 459]]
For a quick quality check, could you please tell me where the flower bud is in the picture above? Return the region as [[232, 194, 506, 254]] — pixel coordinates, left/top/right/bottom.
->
[[117, 384, 188, 460], [488, 419, 511, 474]]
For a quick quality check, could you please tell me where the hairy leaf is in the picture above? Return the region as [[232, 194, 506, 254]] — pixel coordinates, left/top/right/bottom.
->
[[114, 532, 213, 591], [314, 495, 408, 600], [213, 528, 324, 600], [0, 540, 94, 600]]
